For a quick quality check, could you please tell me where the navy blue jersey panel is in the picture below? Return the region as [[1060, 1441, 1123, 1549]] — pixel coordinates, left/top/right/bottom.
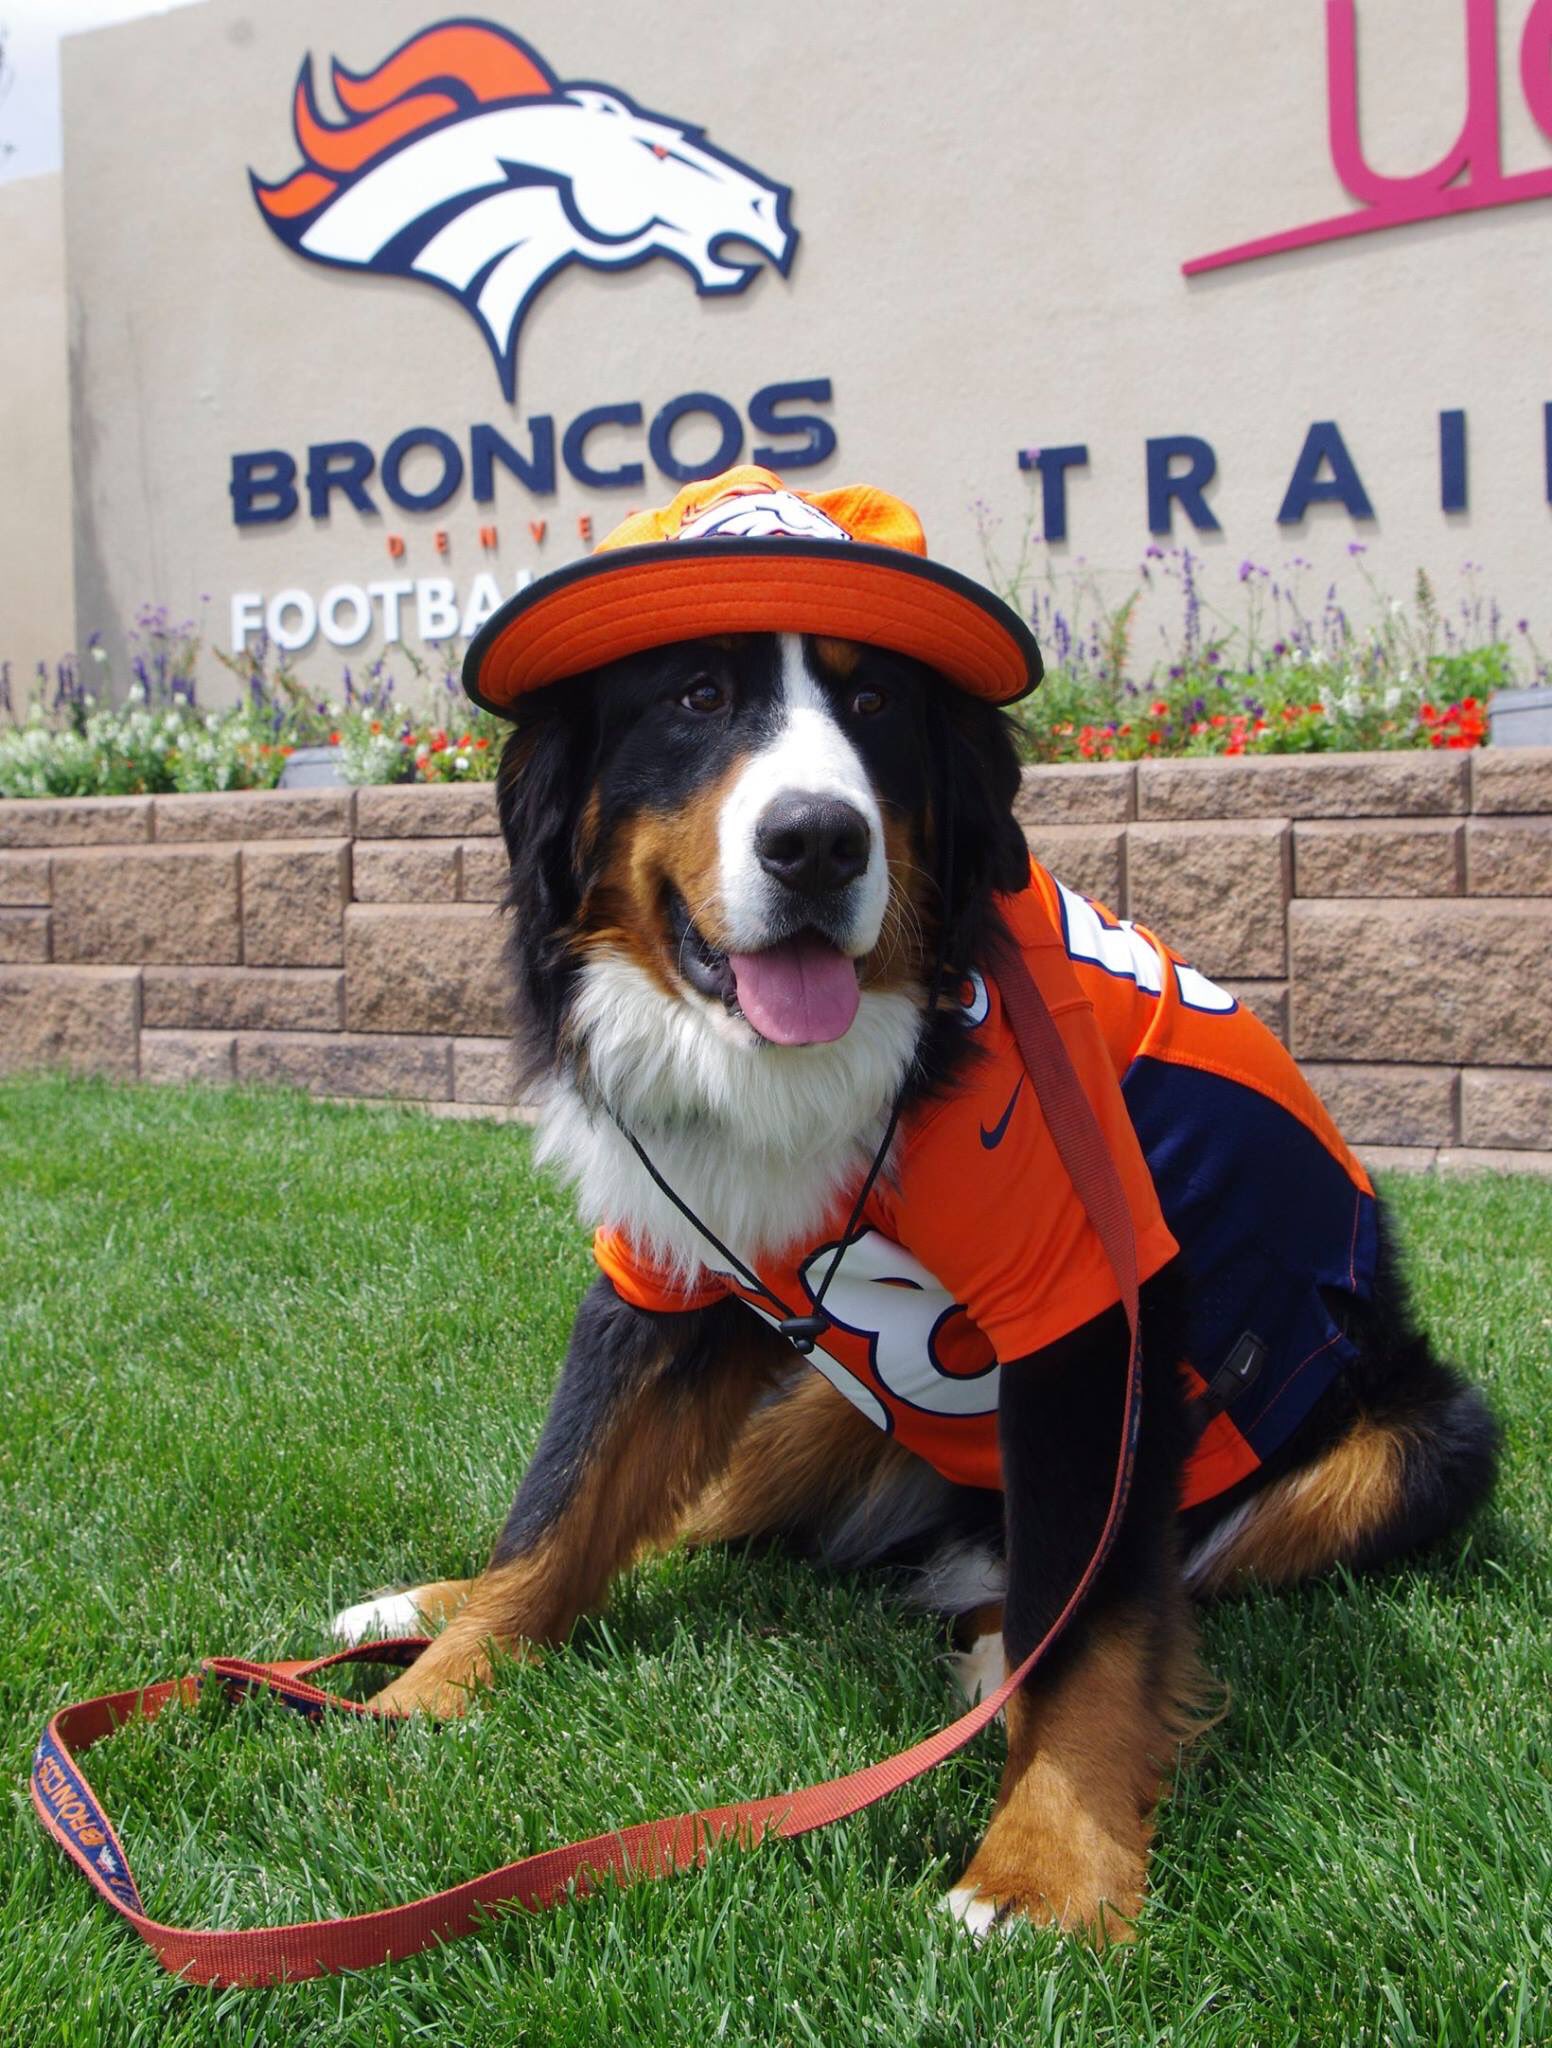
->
[[1121, 1056, 1378, 1461]]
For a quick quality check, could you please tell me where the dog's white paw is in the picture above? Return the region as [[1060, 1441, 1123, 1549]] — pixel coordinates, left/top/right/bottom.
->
[[949, 1631, 1006, 1717], [331, 1591, 423, 1644], [940, 1886, 1016, 1941]]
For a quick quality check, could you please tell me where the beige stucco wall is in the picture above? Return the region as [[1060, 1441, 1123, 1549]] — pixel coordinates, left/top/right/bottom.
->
[[0, 173, 75, 691], [58, 0, 1552, 699]]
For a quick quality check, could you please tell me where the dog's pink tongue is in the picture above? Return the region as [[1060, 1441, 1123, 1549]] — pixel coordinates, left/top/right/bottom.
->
[[729, 934, 861, 1045]]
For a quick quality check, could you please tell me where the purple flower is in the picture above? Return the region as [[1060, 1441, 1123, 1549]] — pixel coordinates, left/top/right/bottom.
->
[[1347, 542, 1367, 557]]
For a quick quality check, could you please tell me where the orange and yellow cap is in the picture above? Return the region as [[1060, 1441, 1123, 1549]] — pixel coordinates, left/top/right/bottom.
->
[[463, 466, 1043, 714]]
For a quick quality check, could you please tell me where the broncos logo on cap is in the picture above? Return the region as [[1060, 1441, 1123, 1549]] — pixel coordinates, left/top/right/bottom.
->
[[252, 19, 797, 401]]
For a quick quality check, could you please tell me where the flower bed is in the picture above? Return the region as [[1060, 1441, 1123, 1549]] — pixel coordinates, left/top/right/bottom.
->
[[982, 534, 1539, 764], [3, 556, 1546, 799], [0, 608, 504, 800]]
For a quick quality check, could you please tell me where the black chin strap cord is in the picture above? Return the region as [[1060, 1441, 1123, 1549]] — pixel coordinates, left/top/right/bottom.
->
[[607, 817, 958, 1357]]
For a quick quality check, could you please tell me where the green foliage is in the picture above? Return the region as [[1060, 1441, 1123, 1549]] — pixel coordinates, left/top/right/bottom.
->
[[975, 517, 1539, 764], [2, 1074, 1548, 2046], [0, 614, 506, 801]]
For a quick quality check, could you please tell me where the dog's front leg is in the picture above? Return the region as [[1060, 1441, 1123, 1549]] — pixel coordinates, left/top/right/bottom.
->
[[372, 1281, 774, 1717], [948, 1281, 1204, 1943]]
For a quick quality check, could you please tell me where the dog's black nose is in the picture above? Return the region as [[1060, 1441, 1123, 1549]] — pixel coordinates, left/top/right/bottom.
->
[[755, 794, 871, 896]]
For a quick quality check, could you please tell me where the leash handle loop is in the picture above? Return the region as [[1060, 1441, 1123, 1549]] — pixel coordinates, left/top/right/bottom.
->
[[29, 943, 1144, 1986]]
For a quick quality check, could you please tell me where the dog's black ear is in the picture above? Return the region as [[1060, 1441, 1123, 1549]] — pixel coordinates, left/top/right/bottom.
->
[[928, 684, 1030, 965], [494, 677, 594, 1067]]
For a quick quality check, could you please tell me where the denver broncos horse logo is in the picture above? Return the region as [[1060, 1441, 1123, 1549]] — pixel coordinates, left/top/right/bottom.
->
[[252, 20, 797, 401]]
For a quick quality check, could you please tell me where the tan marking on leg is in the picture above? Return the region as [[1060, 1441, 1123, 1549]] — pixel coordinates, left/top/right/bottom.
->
[[951, 1591, 1211, 1944], [674, 1371, 911, 1548], [1190, 1415, 1405, 1595], [372, 1348, 772, 1718], [952, 1602, 1006, 1653], [397, 1578, 474, 1631]]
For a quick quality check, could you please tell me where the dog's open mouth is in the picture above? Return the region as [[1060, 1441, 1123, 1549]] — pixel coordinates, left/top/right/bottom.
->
[[668, 893, 860, 1046]]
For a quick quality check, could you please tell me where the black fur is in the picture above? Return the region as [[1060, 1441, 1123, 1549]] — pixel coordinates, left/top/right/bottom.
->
[[999, 1265, 1191, 1675]]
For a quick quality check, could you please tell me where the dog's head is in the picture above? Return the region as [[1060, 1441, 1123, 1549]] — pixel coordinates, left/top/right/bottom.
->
[[495, 629, 1027, 1137]]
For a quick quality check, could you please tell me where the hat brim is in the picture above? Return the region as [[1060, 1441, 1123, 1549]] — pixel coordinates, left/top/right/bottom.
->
[[462, 539, 1043, 716]]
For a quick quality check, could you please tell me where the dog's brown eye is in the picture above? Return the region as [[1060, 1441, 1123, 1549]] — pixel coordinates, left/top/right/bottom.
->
[[680, 677, 728, 714], [852, 686, 886, 716]]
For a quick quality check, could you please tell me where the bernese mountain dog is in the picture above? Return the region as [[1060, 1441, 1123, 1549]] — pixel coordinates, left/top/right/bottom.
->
[[333, 473, 1498, 1941]]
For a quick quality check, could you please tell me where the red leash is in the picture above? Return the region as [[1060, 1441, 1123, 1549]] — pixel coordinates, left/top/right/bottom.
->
[[29, 946, 1144, 1986]]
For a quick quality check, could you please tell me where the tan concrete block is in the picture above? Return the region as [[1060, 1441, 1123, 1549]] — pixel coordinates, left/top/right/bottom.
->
[[1300, 1063, 1458, 1147], [1459, 1069, 1552, 1149], [1220, 980, 1288, 1042], [1359, 1145, 1439, 1173], [236, 1030, 452, 1100], [1137, 752, 1468, 821], [459, 839, 508, 902], [345, 904, 509, 1036], [1290, 898, 1552, 1066], [139, 1029, 236, 1084], [453, 1035, 526, 1105], [1436, 1146, 1552, 1176], [0, 795, 153, 848], [152, 788, 354, 842], [0, 909, 49, 962], [1467, 817, 1552, 895], [1014, 762, 1135, 825], [1024, 824, 1125, 909], [353, 838, 461, 903], [142, 965, 342, 1031], [0, 965, 140, 1078], [1127, 819, 1288, 977], [415, 1098, 538, 1125], [242, 840, 349, 968], [0, 850, 50, 904], [354, 784, 499, 838], [1471, 747, 1552, 814], [1294, 818, 1462, 897], [52, 843, 241, 964]]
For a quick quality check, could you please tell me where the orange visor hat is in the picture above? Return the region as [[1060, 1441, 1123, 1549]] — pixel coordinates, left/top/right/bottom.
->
[[463, 465, 1043, 715]]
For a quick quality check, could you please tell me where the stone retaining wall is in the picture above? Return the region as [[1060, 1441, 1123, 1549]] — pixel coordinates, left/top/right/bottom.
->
[[3, 752, 1550, 1170]]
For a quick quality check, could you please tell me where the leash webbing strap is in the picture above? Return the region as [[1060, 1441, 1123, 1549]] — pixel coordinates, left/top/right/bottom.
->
[[29, 945, 1144, 1986]]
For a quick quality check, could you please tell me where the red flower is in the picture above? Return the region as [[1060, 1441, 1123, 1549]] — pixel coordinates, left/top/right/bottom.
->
[[1150, 698, 1169, 716], [280, 744, 295, 757], [1147, 732, 1162, 747], [474, 737, 490, 750], [328, 730, 341, 745]]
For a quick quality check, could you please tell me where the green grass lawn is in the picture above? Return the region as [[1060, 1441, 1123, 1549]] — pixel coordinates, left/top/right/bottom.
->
[[2, 1074, 1549, 2047]]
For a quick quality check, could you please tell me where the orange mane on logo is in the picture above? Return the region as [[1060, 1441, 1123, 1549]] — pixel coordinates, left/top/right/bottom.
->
[[254, 22, 557, 221]]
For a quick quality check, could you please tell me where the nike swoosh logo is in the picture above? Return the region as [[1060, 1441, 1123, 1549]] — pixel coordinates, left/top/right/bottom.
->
[[980, 1076, 1025, 1150]]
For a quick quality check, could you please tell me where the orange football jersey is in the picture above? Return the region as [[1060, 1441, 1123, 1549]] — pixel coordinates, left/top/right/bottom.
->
[[596, 863, 1376, 1513]]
